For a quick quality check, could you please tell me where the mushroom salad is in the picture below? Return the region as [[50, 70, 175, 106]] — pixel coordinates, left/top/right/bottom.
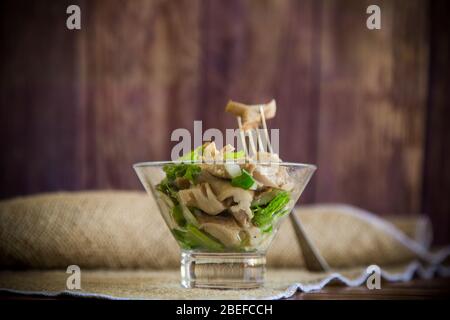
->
[[156, 100, 295, 252]]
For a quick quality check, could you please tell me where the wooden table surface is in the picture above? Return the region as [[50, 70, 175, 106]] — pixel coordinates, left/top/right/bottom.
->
[[0, 278, 449, 300], [288, 277, 450, 300]]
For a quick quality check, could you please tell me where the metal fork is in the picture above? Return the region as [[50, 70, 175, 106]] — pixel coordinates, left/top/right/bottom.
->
[[235, 106, 330, 272], [289, 213, 330, 272]]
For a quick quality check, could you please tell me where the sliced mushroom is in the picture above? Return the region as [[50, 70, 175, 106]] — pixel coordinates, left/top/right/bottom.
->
[[198, 172, 254, 226], [240, 226, 265, 247], [202, 141, 220, 162], [200, 163, 231, 179], [197, 214, 242, 248], [229, 206, 252, 228], [201, 162, 256, 180], [156, 193, 177, 229], [201, 146, 235, 179], [225, 100, 277, 130], [252, 153, 290, 189], [252, 167, 291, 189], [252, 166, 280, 188], [254, 151, 281, 163], [178, 183, 226, 215]]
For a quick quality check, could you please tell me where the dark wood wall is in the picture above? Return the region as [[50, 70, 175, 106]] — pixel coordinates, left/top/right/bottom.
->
[[0, 0, 449, 243]]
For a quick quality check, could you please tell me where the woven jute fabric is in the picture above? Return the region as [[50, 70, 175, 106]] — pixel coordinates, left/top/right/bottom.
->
[[0, 191, 449, 299], [0, 191, 436, 269], [0, 263, 446, 300]]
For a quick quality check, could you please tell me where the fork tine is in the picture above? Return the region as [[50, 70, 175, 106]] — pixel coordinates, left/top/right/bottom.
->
[[256, 127, 265, 153], [236, 116, 249, 160], [259, 105, 273, 154], [247, 129, 257, 159]]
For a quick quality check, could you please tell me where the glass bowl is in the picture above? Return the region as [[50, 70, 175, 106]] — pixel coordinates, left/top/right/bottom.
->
[[133, 161, 316, 289]]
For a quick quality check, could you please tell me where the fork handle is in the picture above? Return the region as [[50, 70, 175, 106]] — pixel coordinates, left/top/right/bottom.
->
[[289, 212, 330, 272]]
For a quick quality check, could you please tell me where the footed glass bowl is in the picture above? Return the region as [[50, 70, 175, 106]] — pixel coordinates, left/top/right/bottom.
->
[[134, 161, 316, 289]]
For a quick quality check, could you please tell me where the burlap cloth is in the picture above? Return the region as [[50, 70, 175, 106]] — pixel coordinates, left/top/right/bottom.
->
[[0, 191, 449, 299]]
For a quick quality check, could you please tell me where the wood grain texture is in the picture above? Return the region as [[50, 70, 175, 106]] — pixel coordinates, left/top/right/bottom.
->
[[0, 0, 83, 197], [1, 277, 448, 300], [82, 0, 201, 189], [199, 0, 319, 202], [289, 277, 450, 300], [422, 0, 450, 245], [0, 0, 447, 242], [315, 0, 429, 215]]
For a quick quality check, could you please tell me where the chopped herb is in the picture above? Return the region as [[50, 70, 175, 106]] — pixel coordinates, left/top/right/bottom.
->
[[223, 150, 245, 160], [172, 224, 224, 251], [172, 229, 192, 250], [177, 145, 203, 162], [251, 189, 283, 208], [156, 178, 178, 204], [231, 169, 256, 190], [172, 205, 186, 227], [179, 202, 199, 227], [252, 191, 290, 228], [163, 163, 201, 184], [185, 224, 224, 251], [262, 225, 273, 234]]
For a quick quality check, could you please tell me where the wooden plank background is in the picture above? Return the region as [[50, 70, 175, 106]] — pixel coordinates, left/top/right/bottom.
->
[[423, 0, 450, 244], [0, 0, 448, 243]]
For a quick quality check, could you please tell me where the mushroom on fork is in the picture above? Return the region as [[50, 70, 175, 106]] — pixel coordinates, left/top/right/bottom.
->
[[225, 99, 276, 159], [226, 99, 329, 272]]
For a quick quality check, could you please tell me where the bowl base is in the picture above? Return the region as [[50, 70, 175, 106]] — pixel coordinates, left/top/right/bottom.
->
[[180, 251, 266, 289]]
